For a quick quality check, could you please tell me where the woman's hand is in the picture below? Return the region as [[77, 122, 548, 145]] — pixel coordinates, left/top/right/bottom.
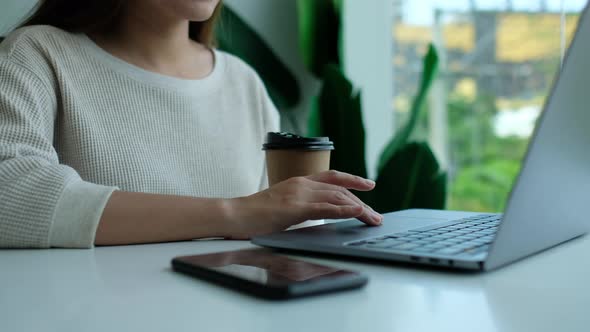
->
[[224, 170, 383, 239]]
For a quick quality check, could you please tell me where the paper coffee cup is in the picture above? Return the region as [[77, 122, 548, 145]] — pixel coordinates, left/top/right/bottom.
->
[[262, 132, 334, 229]]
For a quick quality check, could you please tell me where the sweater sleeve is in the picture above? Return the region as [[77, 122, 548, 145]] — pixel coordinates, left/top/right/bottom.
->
[[0, 57, 117, 248]]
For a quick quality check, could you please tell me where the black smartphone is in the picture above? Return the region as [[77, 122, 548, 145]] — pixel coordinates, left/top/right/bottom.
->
[[171, 248, 368, 300]]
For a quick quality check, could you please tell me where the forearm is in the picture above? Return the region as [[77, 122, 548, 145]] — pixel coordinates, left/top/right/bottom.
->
[[95, 191, 234, 245], [94, 171, 382, 246]]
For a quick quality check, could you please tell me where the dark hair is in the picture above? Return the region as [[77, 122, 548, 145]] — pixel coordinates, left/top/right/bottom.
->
[[18, 0, 223, 47]]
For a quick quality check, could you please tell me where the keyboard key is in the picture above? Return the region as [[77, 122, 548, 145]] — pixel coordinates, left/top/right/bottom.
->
[[392, 243, 421, 250], [406, 235, 427, 240], [415, 232, 436, 237], [463, 234, 481, 240], [487, 222, 501, 226], [447, 225, 467, 230], [446, 231, 464, 237], [423, 244, 447, 250], [442, 238, 463, 244], [435, 240, 459, 246], [416, 235, 434, 241], [465, 226, 487, 231]]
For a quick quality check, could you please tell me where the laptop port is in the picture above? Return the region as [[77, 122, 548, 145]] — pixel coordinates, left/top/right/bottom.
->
[[410, 256, 420, 262], [429, 258, 440, 264]]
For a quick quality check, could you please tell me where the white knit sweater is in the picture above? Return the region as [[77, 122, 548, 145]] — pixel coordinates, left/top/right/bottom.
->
[[0, 26, 280, 249]]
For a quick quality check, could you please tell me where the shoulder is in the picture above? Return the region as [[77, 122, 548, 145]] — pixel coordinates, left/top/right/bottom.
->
[[214, 50, 280, 131], [0, 25, 81, 89], [214, 49, 265, 89], [215, 50, 281, 131], [0, 25, 76, 59]]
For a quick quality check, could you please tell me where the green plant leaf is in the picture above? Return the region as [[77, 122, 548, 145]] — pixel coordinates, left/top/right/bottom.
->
[[217, 6, 301, 110], [307, 96, 321, 137], [377, 44, 439, 173], [297, 0, 341, 77], [317, 65, 367, 179], [373, 142, 446, 213]]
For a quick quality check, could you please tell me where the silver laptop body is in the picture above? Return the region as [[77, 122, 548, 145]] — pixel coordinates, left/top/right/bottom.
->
[[252, 3, 590, 271]]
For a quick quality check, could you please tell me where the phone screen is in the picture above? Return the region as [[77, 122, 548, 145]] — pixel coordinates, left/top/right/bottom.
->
[[174, 248, 360, 287]]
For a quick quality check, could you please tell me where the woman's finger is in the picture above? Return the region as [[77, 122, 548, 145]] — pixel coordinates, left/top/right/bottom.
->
[[306, 170, 375, 192], [308, 190, 360, 206], [305, 181, 383, 225], [304, 203, 364, 221]]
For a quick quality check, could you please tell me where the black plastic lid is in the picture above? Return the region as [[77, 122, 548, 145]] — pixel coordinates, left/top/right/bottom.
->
[[262, 132, 334, 151]]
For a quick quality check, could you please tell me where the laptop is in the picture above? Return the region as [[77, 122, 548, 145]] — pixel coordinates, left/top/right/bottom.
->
[[252, 3, 590, 272]]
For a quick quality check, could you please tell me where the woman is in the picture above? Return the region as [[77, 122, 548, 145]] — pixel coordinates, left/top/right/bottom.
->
[[0, 0, 382, 248]]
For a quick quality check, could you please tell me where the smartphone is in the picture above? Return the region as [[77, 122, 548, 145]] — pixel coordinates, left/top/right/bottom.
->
[[171, 248, 368, 300]]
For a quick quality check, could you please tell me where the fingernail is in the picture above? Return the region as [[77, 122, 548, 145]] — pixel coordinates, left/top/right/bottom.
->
[[365, 179, 376, 186], [372, 214, 382, 224]]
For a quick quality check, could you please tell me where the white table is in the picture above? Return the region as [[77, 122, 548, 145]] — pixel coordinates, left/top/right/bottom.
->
[[1, 234, 589, 332]]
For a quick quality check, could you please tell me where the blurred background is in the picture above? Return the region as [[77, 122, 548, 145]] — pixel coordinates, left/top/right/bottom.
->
[[392, 0, 585, 211]]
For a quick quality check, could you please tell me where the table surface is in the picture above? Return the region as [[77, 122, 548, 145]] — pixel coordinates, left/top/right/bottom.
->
[[2, 232, 590, 332]]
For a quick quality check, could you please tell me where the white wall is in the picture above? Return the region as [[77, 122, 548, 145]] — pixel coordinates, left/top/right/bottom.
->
[[0, 0, 37, 35], [223, 0, 320, 134], [342, 0, 395, 179]]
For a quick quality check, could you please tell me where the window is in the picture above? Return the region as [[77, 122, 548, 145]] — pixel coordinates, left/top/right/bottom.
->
[[392, 0, 586, 212]]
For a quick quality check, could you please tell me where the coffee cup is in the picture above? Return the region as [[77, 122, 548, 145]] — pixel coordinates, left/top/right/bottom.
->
[[262, 132, 334, 229]]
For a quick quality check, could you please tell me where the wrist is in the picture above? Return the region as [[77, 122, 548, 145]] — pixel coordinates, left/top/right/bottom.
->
[[218, 197, 246, 238]]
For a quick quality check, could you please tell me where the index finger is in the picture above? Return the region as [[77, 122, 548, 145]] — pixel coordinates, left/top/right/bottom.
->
[[306, 170, 376, 191]]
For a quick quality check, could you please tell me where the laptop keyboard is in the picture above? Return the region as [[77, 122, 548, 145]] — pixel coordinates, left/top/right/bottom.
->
[[345, 214, 502, 256]]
